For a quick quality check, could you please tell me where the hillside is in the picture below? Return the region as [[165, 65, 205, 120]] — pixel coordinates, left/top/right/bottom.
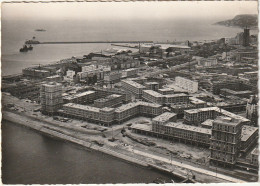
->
[[215, 14, 258, 28]]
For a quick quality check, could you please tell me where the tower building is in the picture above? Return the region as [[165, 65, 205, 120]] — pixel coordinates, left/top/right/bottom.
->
[[40, 82, 63, 114], [210, 117, 243, 168]]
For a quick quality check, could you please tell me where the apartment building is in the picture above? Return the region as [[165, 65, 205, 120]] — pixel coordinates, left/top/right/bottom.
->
[[251, 147, 259, 166], [94, 94, 123, 108], [210, 117, 243, 168], [60, 101, 162, 126], [184, 107, 250, 126], [158, 87, 175, 95], [152, 112, 177, 127], [144, 82, 159, 91], [40, 82, 63, 114], [63, 90, 96, 104], [165, 93, 189, 104], [189, 97, 207, 108], [62, 103, 115, 126], [175, 76, 198, 93], [121, 68, 138, 78], [240, 125, 258, 153], [132, 121, 211, 147], [104, 71, 122, 84], [121, 79, 146, 99], [142, 89, 189, 105], [142, 90, 165, 105]]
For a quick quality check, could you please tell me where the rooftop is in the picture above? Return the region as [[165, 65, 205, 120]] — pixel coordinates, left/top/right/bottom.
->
[[131, 124, 151, 131], [241, 125, 258, 142], [158, 87, 174, 92], [143, 90, 164, 97], [152, 112, 177, 122], [189, 97, 206, 105], [184, 107, 250, 123], [165, 122, 211, 135], [122, 80, 146, 89], [63, 90, 95, 100], [251, 147, 259, 156], [115, 101, 161, 113], [201, 119, 214, 127], [63, 103, 100, 112]]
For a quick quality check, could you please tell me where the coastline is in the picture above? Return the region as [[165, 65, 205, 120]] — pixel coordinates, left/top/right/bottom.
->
[[2, 112, 188, 182]]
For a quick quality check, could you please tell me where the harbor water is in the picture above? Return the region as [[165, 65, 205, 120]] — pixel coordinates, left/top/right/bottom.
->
[[2, 120, 180, 184], [1, 19, 248, 76]]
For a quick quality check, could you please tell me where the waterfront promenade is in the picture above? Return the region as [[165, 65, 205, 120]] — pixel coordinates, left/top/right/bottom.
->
[[3, 109, 247, 183], [132, 149, 246, 183]]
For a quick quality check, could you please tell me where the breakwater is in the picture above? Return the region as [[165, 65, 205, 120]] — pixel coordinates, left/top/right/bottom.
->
[[39, 41, 153, 44]]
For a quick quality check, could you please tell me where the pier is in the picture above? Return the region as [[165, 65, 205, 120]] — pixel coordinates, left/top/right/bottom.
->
[[39, 41, 153, 44]]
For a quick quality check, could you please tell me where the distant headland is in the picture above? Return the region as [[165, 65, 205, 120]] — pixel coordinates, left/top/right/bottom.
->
[[214, 14, 258, 29]]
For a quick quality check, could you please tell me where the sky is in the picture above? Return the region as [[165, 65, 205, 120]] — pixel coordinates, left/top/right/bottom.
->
[[2, 1, 258, 21]]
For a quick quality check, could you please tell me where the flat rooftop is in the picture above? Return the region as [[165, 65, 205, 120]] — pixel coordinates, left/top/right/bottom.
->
[[63, 103, 100, 112], [143, 90, 164, 97], [184, 107, 250, 123], [131, 124, 151, 132], [189, 97, 206, 105], [158, 88, 174, 92], [63, 90, 95, 100], [201, 119, 214, 127], [122, 80, 146, 89], [164, 93, 188, 98], [152, 112, 177, 122], [165, 122, 211, 135], [115, 101, 161, 113], [241, 125, 258, 142]]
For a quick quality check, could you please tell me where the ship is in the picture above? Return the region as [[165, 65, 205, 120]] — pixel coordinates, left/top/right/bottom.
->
[[25, 37, 40, 45], [20, 45, 29, 52], [19, 45, 33, 52], [35, 29, 46, 32]]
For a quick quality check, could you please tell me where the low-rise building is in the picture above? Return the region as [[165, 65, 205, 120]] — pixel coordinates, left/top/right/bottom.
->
[[46, 75, 63, 82]]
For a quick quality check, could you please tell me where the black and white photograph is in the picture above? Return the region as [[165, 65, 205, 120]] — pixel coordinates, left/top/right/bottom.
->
[[1, 1, 259, 184]]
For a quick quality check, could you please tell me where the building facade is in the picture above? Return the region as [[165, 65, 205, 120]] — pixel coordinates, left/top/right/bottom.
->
[[121, 79, 146, 99], [210, 117, 243, 168], [40, 82, 63, 114]]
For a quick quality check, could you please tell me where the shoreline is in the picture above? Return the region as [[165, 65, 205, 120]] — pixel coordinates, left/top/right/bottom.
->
[[2, 114, 188, 182]]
